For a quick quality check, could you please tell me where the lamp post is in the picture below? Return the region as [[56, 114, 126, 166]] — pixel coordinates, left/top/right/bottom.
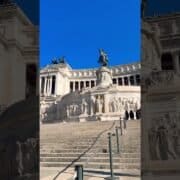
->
[[108, 132, 114, 179], [74, 164, 83, 180], [115, 127, 120, 154], [106, 133, 118, 180], [120, 117, 123, 136]]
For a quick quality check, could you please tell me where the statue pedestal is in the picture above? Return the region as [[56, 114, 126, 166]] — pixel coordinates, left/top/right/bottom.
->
[[96, 66, 112, 87]]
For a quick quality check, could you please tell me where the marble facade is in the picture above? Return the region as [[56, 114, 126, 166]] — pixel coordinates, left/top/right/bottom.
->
[[40, 62, 141, 123], [0, 4, 39, 113], [142, 13, 180, 177], [0, 3, 39, 179]]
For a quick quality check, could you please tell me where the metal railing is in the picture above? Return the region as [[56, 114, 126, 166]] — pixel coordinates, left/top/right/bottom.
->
[[52, 121, 116, 180]]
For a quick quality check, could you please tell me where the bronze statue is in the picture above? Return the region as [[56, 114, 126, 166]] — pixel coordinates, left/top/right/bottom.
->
[[51, 58, 58, 64], [51, 56, 66, 64], [58, 56, 66, 64], [141, 0, 147, 18], [98, 49, 108, 66]]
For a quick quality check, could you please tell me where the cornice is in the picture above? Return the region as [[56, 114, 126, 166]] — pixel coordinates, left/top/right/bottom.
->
[[40, 62, 141, 78], [0, 4, 33, 26], [145, 13, 180, 22]]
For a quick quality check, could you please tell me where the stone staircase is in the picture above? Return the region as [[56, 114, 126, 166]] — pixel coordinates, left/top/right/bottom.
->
[[40, 120, 140, 171]]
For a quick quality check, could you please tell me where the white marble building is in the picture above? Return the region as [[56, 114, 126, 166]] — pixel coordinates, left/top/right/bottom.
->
[[40, 62, 141, 97], [0, 3, 39, 114], [40, 61, 141, 123]]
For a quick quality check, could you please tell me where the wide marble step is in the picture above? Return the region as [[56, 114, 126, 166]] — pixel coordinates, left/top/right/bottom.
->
[[40, 162, 140, 169], [40, 152, 116, 158], [40, 148, 140, 154], [40, 153, 140, 161], [40, 156, 140, 163], [40, 120, 141, 170]]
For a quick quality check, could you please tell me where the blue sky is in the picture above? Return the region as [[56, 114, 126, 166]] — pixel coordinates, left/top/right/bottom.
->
[[14, 1, 180, 69], [14, 0, 39, 25], [146, 0, 180, 16], [40, 0, 141, 69]]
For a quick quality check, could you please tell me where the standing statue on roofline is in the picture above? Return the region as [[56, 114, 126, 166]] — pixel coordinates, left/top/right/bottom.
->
[[98, 49, 108, 67], [51, 56, 66, 64], [58, 56, 66, 64], [141, 0, 147, 19]]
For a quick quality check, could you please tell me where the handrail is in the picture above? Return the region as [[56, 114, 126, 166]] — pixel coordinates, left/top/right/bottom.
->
[[52, 121, 116, 180], [83, 121, 116, 167]]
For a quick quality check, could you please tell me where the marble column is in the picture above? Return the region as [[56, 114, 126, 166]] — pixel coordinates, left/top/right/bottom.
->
[[173, 51, 180, 74], [134, 75, 137, 86], [134, 111, 137, 119], [172, 20, 177, 34], [44, 77, 47, 95], [73, 81, 75, 92], [122, 77, 124, 86], [90, 96, 95, 115], [55, 74, 59, 95], [128, 76, 130, 86], [47, 78, 50, 95], [155, 22, 160, 36], [104, 94, 108, 113], [78, 81, 80, 91], [47, 77, 50, 95], [40, 77, 41, 95], [49, 76, 52, 95], [46, 78, 49, 95]]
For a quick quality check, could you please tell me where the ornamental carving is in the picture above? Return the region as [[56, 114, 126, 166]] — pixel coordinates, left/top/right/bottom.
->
[[148, 112, 180, 160], [143, 70, 175, 89]]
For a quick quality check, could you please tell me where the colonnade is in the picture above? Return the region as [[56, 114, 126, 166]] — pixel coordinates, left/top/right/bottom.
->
[[40, 74, 141, 95], [70, 74, 140, 92], [70, 80, 96, 92], [112, 74, 140, 86], [40, 75, 56, 96]]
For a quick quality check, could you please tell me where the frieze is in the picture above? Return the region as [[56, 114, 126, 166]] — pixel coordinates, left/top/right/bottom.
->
[[161, 38, 180, 50], [148, 112, 180, 160], [143, 71, 175, 89]]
